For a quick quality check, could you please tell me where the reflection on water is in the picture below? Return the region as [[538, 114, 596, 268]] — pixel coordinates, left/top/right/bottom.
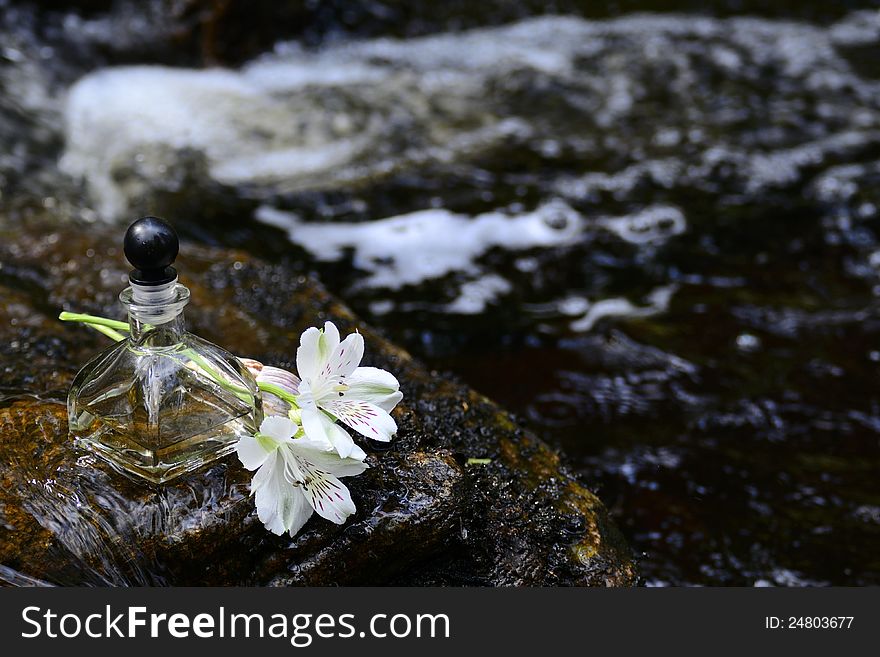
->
[[0, 401, 253, 586], [3, 3, 880, 584]]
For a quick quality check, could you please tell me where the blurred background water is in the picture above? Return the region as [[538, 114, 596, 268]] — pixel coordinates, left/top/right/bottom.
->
[[2, 0, 880, 585]]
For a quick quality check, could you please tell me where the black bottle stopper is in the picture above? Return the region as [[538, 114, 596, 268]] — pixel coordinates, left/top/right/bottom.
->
[[124, 216, 179, 286]]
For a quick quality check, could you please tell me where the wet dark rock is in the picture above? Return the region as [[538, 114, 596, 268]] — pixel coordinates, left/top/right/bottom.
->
[[0, 217, 636, 586]]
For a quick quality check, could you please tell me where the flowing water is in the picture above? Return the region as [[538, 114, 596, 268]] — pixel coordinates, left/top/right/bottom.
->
[[3, 1, 880, 585]]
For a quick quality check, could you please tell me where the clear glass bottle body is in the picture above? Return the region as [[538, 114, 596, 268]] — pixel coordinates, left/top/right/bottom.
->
[[68, 281, 262, 484]]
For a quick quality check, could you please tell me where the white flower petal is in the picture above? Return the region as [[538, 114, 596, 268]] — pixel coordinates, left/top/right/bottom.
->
[[236, 435, 270, 471], [257, 365, 300, 392], [325, 421, 357, 459], [252, 452, 314, 536], [296, 326, 323, 380], [300, 405, 356, 458], [348, 441, 368, 462], [299, 464, 357, 524], [296, 323, 341, 381], [327, 399, 397, 442], [300, 405, 330, 445], [251, 450, 278, 491], [349, 366, 399, 390], [378, 391, 403, 413], [327, 332, 364, 378], [283, 489, 315, 537], [291, 439, 370, 477], [346, 366, 403, 412], [321, 321, 341, 356], [259, 415, 298, 442]]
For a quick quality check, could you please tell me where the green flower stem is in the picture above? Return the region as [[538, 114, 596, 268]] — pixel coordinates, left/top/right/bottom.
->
[[90, 324, 128, 341], [182, 349, 254, 403], [257, 381, 300, 409], [58, 312, 130, 332]]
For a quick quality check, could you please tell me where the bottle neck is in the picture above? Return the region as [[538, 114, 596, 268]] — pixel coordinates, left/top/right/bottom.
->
[[128, 311, 186, 345], [120, 279, 191, 346]]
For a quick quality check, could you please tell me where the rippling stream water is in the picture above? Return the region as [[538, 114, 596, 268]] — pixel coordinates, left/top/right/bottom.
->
[[3, 1, 880, 585]]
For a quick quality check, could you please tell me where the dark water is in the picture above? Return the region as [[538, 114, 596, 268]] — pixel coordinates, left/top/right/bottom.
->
[[3, 1, 880, 585]]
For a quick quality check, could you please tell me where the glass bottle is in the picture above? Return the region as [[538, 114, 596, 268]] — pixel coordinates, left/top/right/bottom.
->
[[67, 216, 262, 484]]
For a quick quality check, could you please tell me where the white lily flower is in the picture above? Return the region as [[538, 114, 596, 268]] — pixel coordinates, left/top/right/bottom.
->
[[236, 416, 368, 536], [241, 356, 369, 461], [295, 321, 403, 458]]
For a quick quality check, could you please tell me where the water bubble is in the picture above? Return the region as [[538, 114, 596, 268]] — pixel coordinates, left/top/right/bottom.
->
[[736, 333, 761, 352]]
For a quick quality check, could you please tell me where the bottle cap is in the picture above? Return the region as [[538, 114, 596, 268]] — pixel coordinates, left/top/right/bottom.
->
[[123, 216, 179, 286]]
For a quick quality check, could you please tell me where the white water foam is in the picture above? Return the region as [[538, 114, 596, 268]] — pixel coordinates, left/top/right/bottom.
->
[[598, 206, 686, 244], [568, 285, 677, 332], [59, 12, 880, 219], [446, 275, 514, 314], [255, 200, 585, 289], [257, 200, 688, 294]]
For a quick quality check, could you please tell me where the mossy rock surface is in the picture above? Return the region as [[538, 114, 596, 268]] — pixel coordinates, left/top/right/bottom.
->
[[0, 218, 636, 586]]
